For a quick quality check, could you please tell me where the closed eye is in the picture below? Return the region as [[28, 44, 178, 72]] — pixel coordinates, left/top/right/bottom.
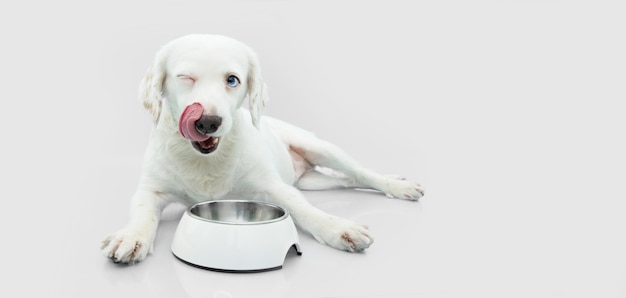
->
[[177, 74, 195, 83]]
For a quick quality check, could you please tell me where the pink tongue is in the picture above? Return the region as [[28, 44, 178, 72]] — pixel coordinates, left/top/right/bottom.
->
[[179, 103, 210, 142]]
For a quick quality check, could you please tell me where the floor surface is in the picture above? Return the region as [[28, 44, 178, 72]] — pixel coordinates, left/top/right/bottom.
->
[[1, 1, 625, 297]]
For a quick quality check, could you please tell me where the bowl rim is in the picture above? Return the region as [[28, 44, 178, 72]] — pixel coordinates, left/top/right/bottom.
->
[[186, 200, 290, 225]]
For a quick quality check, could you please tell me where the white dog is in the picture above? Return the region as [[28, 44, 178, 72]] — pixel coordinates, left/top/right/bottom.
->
[[101, 34, 424, 263]]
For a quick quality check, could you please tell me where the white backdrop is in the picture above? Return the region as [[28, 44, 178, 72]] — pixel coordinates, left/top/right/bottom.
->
[[1, 1, 625, 297]]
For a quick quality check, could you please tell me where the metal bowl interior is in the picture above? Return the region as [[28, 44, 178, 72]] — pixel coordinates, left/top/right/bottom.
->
[[188, 200, 287, 225]]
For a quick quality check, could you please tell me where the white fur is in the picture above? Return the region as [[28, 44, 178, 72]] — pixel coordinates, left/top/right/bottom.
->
[[101, 34, 424, 263]]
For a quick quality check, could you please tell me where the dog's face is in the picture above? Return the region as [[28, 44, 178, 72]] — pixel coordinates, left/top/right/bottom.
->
[[139, 34, 268, 154]]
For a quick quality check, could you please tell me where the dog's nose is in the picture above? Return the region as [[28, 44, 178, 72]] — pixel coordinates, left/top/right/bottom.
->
[[195, 115, 222, 134]]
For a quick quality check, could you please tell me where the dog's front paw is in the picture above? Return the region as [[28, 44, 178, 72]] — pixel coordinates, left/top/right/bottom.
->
[[383, 176, 424, 201], [313, 218, 374, 253], [101, 229, 153, 264]]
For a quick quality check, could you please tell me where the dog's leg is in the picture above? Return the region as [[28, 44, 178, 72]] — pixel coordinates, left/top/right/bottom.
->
[[291, 139, 424, 200], [296, 168, 414, 194], [264, 182, 374, 252], [295, 167, 367, 190], [101, 189, 171, 264]]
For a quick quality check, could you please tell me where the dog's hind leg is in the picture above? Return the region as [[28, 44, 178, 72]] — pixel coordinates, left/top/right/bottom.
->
[[268, 118, 423, 200], [296, 167, 414, 194], [295, 167, 367, 190], [289, 138, 424, 200]]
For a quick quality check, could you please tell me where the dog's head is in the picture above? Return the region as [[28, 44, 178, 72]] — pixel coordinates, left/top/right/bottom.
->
[[139, 34, 268, 154]]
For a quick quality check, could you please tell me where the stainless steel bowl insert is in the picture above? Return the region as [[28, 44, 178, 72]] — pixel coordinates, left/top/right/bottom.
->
[[188, 200, 288, 225]]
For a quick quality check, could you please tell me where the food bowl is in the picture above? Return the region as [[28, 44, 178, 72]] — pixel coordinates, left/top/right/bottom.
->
[[171, 200, 302, 272]]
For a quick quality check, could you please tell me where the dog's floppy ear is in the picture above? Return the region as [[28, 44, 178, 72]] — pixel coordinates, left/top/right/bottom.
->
[[139, 46, 168, 124], [246, 50, 269, 129]]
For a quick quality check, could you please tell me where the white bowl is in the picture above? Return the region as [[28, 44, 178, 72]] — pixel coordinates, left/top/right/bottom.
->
[[171, 200, 302, 272]]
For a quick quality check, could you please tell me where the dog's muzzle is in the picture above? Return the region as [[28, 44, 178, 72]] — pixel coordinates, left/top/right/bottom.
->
[[179, 102, 222, 154]]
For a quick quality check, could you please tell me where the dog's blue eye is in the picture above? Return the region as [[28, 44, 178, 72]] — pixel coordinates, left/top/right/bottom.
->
[[226, 75, 240, 87]]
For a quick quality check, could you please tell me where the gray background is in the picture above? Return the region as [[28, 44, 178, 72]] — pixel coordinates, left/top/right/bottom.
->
[[1, 1, 625, 297]]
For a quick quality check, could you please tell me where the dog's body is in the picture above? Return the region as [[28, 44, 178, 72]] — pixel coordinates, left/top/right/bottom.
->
[[102, 34, 424, 263]]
